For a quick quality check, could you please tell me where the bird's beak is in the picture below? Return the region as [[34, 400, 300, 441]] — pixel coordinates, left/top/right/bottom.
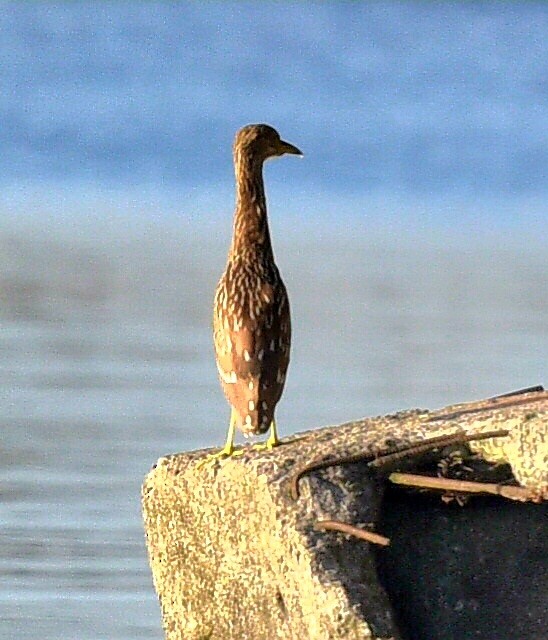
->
[[278, 139, 303, 156]]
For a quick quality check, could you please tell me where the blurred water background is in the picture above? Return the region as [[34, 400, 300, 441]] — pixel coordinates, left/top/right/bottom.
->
[[0, 3, 546, 638]]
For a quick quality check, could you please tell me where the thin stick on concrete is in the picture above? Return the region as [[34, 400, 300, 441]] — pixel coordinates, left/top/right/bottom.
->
[[290, 429, 509, 500], [388, 472, 537, 502], [427, 391, 547, 423], [314, 519, 390, 546], [491, 385, 544, 399], [368, 429, 509, 470]]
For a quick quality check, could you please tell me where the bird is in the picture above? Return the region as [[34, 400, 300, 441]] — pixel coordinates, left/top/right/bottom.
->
[[202, 124, 302, 464]]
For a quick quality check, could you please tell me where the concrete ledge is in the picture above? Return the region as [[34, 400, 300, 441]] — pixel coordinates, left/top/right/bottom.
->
[[142, 390, 547, 640]]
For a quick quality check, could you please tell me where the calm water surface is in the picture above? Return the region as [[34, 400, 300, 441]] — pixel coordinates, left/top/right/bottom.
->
[[1, 227, 546, 639]]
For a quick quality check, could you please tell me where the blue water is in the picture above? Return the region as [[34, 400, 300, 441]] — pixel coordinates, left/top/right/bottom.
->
[[0, 3, 547, 639], [1, 2, 547, 202]]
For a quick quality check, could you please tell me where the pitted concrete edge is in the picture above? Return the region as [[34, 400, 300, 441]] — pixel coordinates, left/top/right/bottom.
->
[[142, 391, 547, 639]]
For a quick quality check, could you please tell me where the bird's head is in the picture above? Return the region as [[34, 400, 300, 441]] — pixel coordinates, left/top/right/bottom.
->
[[234, 124, 302, 163]]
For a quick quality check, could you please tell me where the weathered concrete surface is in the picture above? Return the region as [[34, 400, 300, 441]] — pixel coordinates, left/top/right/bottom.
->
[[142, 391, 547, 640]]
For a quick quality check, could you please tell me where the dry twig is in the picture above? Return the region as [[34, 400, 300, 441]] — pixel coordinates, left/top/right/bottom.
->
[[369, 429, 508, 470], [290, 429, 509, 499], [490, 385, 544, 399], [389, 472, 537, 502], [314, 519, 390, 546], [427, 391, 547, 423]]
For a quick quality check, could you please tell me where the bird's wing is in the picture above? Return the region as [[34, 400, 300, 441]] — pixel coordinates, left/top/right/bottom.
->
[[213, 278, 290, 432]]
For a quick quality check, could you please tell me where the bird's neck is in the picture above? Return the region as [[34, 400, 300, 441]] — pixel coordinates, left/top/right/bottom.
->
[[229, 154, 273, 259]]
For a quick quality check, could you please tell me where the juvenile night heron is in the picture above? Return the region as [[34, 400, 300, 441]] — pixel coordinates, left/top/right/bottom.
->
[[204, 124, 302, 463]]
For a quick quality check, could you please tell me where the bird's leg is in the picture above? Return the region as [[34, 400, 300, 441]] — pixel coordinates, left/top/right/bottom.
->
[[253, 419, 280, 452], [196, 409, 244, 468], [219, 409, 237, 456], [266, 419, 280, 448]]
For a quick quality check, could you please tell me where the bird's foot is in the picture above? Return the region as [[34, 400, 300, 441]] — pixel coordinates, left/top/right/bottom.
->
[[252, 427, 280, 452], [196, 445, 244, 469], [252, 441, 277, 452]]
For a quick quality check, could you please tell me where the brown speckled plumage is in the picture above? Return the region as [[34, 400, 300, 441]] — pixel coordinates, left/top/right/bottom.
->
[[214, 124, 301, 444]]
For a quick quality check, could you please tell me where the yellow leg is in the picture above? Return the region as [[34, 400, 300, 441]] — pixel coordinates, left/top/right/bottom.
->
[[218, 408, 238, 456], [253, 419, 280, 452], [196, 409, 244, 468]]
